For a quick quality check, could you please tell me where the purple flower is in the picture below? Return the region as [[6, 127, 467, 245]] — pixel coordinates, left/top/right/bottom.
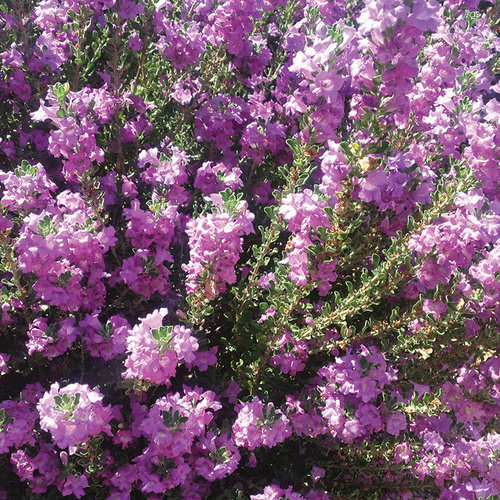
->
[[0, 161, 57, 213], [321, 395, 345, 436], [194, 159, 243, 195], [61, 474, 88, 498], [423, 430, 445, 454], [0, 353, 9, 374], [26, 317, 53, 355], [118, 0, 144, 19], [257, 272, 276, 290], [465, 478, 496, 498], [251, 485, 305, 500], [386, 413, 407, 436], [0, 399, 38, 453], [124, 308, 189, 385], [342, 418, 365, 443], [393, 442, 413, 464], [279, 190, 332, 286], [128, 32, 143, 52], [0, 214, 13, 231], [422, 299, 447, 319], [183, 194, 254, 297], [15, 191, 116, 311], [356, 404, 383, 432], [10, 443, 59, 494], [194, 432, 241, 481], [232, 398, 292, 450], [311, 466, 325, 482], [139, 387, 221, 463], [37, 382, 114, 452]]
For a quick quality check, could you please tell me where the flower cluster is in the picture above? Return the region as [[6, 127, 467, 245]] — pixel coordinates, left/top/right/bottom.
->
[[183, 192, 255, 298], [123, 308, 205, 385], [37, 383, 114, 451], [0, 0, 500, 498], [232, 397, 292, 450], [14, 191, 116, 311]]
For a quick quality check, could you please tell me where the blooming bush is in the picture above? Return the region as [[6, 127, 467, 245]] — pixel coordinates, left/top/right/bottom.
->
[[1, 0, 500, 498]]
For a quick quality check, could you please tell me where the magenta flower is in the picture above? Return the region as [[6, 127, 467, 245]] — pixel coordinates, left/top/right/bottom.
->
[[0, 353, 9, 374], [0, 399, 38, 453], [393, 442, 413, 464], [183, 193, 254, 297], [123, 308, 205, 386], [279, 190, 333, 286], [10, 443, 59, 494], [26, 317, 52, 355], [422, 299, 447, 319], [139, 386, 221, 466], [250, 485, 305, 500], [194, 432, 241, 481], [61, 474, 88, 498], [385, 413, 407, 436], [311, 466, 325, 482], [0, 161, 57, 213], [37, 382, 114, 451], [232, 398, 292, 450]]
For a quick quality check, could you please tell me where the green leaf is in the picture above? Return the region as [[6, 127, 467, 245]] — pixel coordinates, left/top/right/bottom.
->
[[271, 190, 282, 204], [286, 138, 300, 155], [360, 267, 369, 283], [389, 307, 400, 322], [316, 225, 328, 241], [361, 319, 372, 334], [339, 141, 353, 160], [340, 324, 348, 338], [370, 140, 391, 155]]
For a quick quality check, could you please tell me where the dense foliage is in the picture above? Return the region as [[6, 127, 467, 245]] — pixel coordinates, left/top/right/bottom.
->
[[1, 0, 500, 498]]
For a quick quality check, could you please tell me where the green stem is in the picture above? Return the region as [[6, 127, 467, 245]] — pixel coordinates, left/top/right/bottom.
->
[[300, 165, 477, 348]]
